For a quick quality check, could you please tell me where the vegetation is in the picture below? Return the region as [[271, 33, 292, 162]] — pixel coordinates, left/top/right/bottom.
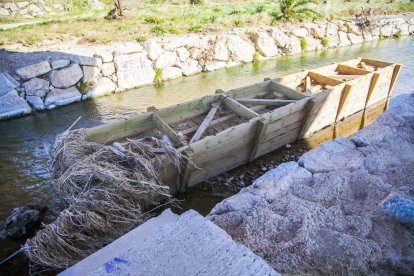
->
[[154, 68, 163, 86], [394, 30, 402, 38], [0, 1, 413, 46], [321, 37, 329, 47], [279, 0, 321, 21], [252, 52, 260, 63], [300, 38, 307, 51], [77, 81, 90, 94]]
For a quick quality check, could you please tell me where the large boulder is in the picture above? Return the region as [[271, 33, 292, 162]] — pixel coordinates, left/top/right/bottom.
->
[[82, 65, 100, 83], [348, 33, 364, 44], [22, 77, 49, 98], [270, 29, 289, 48], [162, 66, 182, 80], [286, 35, 301, 54], [178, 59, 202, 76], [84, 77, 116, 99], [156, 51, 178, 69], [44, 86, 82, 108], [144, 41, 163, 61], [15, 61, 51, 80], [0, 90, 32, 120], [252, 33, 278, 57], [338, 31, 351, 46], [115, 52, 155, 89], [209, 95, 414, 275], [101, 62, 115, 77], [176, 47, 190, 62], [26, 95, 45, 111], [0, 201, 46, 239], [51, 59, 70, 70], [292, 28, 308, 38], [227, 35, 255, 63], [49, 64, 83, 88], [214, 42, 229, 61], [0, 72, 20, 96]]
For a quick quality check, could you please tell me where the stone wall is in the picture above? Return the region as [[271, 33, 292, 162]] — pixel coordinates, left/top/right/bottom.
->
[[1, 15, 413, 121], [0, 0, 63, 17]]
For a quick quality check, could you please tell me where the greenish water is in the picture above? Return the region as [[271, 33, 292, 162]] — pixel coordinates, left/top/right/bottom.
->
[[0, 37, 413, 274], [0, 37, 413, 220]]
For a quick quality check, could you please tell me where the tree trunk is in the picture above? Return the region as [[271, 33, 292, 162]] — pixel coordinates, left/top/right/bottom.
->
[[106, 0, 125, 20]]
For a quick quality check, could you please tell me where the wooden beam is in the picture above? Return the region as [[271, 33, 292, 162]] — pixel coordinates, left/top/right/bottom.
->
[[305, 76, 312, 96], [360, 61, 371, 71], [335, 84, 352, 122], [180, 106, 266, 136], [299, 99, 316, 139], [327, 75, 360, 81], [364, 73, 380, 108], [236, 98, 297, 106], [189, 103, 220, 144], [249, 118, 268, 161], [220, 94, 260, 120], [153, 112, 187, 147], [385, 64, 402, 110]]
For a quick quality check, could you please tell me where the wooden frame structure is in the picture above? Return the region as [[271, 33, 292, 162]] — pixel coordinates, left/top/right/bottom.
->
[[84, 58, 401, 192]]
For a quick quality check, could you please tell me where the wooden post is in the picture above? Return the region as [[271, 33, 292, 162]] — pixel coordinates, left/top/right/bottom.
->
[[220, 94, 260, 120], [249, 118, 268, 162], [189, 103, 220, 144], [360, 61, 371, 71], [153, 112, 187, 147], [335, 84, 352, 122], [299, 99, 316, 139], [385, 64, 402, 110], [178, 148, 195, 192], [236, 99, 297, 106]]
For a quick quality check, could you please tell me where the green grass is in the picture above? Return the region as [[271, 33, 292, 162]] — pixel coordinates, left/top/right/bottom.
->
[[252, 52, 260, 63], [321, 37, 329, 47], [136, 35, 147, 43], [0, 1, 413, 46], [394, 30, 402, 38], [154, 68, 163, 85]]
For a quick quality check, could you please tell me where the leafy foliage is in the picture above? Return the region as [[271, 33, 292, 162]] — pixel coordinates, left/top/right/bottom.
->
[[279, 0, 321, 21]]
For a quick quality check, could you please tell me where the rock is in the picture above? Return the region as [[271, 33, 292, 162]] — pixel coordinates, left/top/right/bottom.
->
[[338, 31, 351, 46], [227, 35, 255, 63], [362, 31, 374, 42], [49, 64, 83, 88], [326, 35, 338, 47], [204, 61, 227, 72], [51, 59, 70, 70], [0, 90, 32, 120], [162, 37, 188, 51], [178, 59, 202, 76], [0, 8, 9, 16], [304, 37, 319, 52], [310, 24, 326, 38], [145, 41, 163, 61], [348, 33, 364, 44], [115, 52, 155, 89], [82, 65, 100, 83], [162, 67, 182, 80], [286, 35, 301, 54], [101, 62, 115, 77], [214, 42, 229, 61], [292, 28, 308, 38], [380, 24, 393, 37], [113, 42, 143, 56], [94, 51, 113, 63], [0, 72, 20, 96], [45, 86, 82, 108], [15, 61, 51, 80], [399, 23, 410, 36], [27, 4, 42, 13], [0, 201, 46, 239], [22, 77, 49, 98], [270, 29, 289, 48], [176, 47, 190, 62], [252, 32, 278, 57], [84, 77, 116, 99], [208, 97, 414, 274], [346, 23, 362, 35], [156, 51, 178, 69], [26, 95, 45, 111], [326, 22, 338, 36], [16, 1, 29, 8]]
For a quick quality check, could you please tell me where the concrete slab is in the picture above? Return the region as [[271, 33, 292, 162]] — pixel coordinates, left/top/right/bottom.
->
[[61, 209, 278, 276], [0, 90, 31, 120]]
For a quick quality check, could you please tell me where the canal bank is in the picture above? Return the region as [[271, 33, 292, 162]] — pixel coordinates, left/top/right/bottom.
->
[[1, 14, 413, 120], [0, 37, 413, 274]]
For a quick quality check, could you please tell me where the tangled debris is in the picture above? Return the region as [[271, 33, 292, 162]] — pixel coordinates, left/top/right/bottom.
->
[[24, 129, 184, 270]]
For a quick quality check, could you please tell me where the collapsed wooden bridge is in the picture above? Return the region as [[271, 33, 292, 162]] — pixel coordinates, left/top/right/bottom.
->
[[85, 57, 401, 192]]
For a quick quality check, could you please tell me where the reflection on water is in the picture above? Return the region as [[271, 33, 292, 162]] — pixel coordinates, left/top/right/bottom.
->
[[0, 37, 413, 219]]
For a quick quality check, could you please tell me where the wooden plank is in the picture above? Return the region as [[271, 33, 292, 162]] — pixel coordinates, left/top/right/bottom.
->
[[180, 105, 266, 136], [308, 71, 343, 87], [364, 73, 380, 108], [385, 64, 402, 110], [327, 75, 360, 80], [335, 84, 352, 122], [305, 76, 312, 96], [189, 103, 220, 144], [221, 80, 272, 99], [236, 99, 297, 106], [221, 94, 260, 120], [337, 64, 370, 75], [270, 81, 306, 100], [249, 118, 268, 162], [153, 112, 187, 147], [360, 62, 370, 71], [299, 99, 316, 139]]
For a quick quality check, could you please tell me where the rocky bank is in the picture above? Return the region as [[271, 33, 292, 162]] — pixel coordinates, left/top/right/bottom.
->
[[208, 93, 414, 274], [1, 14, 413, 121]]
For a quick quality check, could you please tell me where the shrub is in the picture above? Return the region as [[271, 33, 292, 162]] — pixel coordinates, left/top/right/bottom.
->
[[188, 24, 203, 32], [321, 37, 329, 47], [136, 36, 147, 43], [300, 38, 307, 50], [154, 68, 163, 85], [190, 0, 204, 5], [144, 16, 164, 24], [213, 6, 221, 13], [252, 52, 260, 63], [150, 25, 166, 36], [394, 30, 402, 38], [78, 81, 90, 94], [233, 18, 245, 27]]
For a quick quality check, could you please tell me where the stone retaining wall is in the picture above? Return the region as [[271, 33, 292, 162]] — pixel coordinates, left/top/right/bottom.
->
[[1, 14, 413, 121], [0, 0, 63, 17]]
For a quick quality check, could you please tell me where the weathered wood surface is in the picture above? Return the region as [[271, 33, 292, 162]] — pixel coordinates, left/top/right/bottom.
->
[[221, 94, 260, 120], [153, 112, 187, 147], [189, 103, 220, 144], [363, 98, 388, 127], [365, 65, 394, 106], [236, 99, 297, 106]]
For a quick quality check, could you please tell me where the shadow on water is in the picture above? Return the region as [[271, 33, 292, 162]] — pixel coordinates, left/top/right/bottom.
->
[[0, 37, 413, 273]]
